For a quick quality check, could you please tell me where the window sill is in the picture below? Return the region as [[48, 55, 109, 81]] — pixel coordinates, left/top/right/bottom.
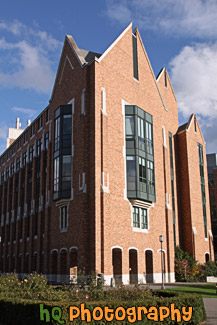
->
[[19, 239, 22, 243], [38, 127, 43, 133], [60, 228, 67, 233], [34, 235, 38, 239], [13, 240, 16, 244], [26, 237, 29, 241], [132, 227, 149, 233]]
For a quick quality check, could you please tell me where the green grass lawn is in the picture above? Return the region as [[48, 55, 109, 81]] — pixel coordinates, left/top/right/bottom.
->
[[167, 284, 217, 298]]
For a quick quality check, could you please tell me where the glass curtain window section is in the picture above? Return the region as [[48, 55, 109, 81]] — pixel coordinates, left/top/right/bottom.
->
[[53, 157, 60, 192]]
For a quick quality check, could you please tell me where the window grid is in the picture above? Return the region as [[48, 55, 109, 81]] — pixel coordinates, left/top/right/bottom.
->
[[133, 207, 148, 230]]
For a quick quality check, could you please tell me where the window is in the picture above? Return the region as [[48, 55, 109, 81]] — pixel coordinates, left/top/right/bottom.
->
[[132, 34, 138, 80], [10, 163, 15, 176], [30, 124, 35, 137], [133, 207, 148, 230], [22, 152, 27, 167], [139, 157, 146, 183], [125, 116, 134, 138], [54, 117, 60, 151], [6, 167, 9, 180], [18, 137, 21, 149], [60, 206, 68, 230], [37, 138, 42, 157], [29, 146, 34, 162], [169, 132, 176, 247], [125, 105, 155, 202], [24, 131, 28, 144], [126, 156, 136, 191], [62, 156, 71, 192], [16, 157, 21, 171], [137, 117, 153, 154], [45, 132, 49, 150], [194, 117, 197, 132], [62, 115, 72, 148], [37, 116, 42, 130], [145, 121, 153, 154], [81, 89, 85, 115], [198, 143, 207, 238], [164, 70, 167, 88], [46, 108, 50, 122], [7, 150, 10, 160], [12, 144, 16, 155], [53, 157, 59, 192], [53, 105, 72, 200]]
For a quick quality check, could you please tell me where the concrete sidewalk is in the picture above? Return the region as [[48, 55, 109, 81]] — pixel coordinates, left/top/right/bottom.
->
[[203, 298, 217, 325]]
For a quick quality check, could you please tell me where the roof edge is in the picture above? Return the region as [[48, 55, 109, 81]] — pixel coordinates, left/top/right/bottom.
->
[[96, 22, 132, 63]]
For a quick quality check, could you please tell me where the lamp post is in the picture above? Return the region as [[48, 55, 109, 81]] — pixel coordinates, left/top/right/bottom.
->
[[159, 235, 165, 289]]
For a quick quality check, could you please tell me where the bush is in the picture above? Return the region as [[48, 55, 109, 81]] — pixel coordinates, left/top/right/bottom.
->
[[0, 291, 206, 324], [204, 261, 217, 277], [175, 246, 217, 282]]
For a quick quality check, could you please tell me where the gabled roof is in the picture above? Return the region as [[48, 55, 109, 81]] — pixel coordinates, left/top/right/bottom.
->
[[177, 114, 194, 134], [50, 35, 101, 100], [156, 67, 177, 102], [66, 35, 101, 65], [177, 114, 205, 143]]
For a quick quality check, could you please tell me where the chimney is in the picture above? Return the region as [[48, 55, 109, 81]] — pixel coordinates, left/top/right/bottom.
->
[[27, 119, 31, 127], [16, 117, 21, 129]]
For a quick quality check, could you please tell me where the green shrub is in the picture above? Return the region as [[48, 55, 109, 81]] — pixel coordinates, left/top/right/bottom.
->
[[0, 291, 206, 324], [205, 261, 217, 277]]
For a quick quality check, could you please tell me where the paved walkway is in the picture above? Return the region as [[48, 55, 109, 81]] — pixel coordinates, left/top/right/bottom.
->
[[203, 298, 217, 325]]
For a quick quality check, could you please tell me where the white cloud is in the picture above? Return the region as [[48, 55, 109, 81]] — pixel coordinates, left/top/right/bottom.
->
[[11, 106, 38, 118], [0, 20, 62, 94], [106, 0, 217, 38], [170, 42, 217, 118], [170, 42, 217, 153]]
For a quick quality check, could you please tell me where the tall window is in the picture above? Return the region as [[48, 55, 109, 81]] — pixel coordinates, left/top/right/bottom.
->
[[37, 116, 43, 130], [53, 105, 72, 200], [45, 132, 49, 150], [198, 143, 207, 238], [22, 152, 27, 167], [62, 156, 71, 192], [62, 115, 72, 148], [46, 108, 50, 122], [125, 105, 155, 202], [169, 132, 176, 247], [132, 34, 138, 80], [53, 157, 60, 192], [54, 117, 60, 151], [30, 124, 35, 137], [145, 121, 153, 155], [60, 206, 68, 230], [29, 146, 34, 162], [126, 156, 136, 191]]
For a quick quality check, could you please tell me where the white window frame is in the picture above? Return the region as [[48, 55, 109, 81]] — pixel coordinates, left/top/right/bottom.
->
[[60, 205, 68, 232], [132, 206, 149, 233]]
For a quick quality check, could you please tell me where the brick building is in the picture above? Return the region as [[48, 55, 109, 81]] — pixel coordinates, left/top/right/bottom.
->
[[207, 153, 217, 260], [0, 23, 214, 284]]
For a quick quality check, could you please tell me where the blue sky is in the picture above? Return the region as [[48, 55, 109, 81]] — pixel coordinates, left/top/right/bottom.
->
[[0, 0, 217, 154]]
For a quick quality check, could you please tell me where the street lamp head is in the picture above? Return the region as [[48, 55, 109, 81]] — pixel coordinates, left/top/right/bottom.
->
[[159, 235, 164, 243]]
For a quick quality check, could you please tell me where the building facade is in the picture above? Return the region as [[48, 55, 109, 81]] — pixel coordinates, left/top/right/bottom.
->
[[207, 153, 217, 260], [0, 23, 214, 284]]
